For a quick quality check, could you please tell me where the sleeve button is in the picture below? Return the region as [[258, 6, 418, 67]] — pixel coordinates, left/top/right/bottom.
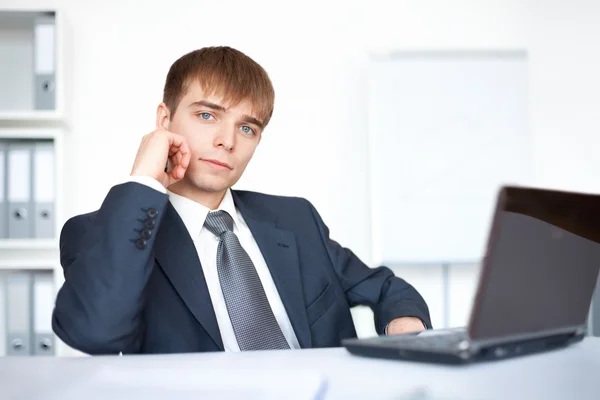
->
[[147, 208, 158, 218], [144, 219, 156, 229], [135, 238, 147, 249], [140, 229, 152, 239]]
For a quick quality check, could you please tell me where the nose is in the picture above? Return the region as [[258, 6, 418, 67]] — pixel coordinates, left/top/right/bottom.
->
[[215, 124, 236, 151]]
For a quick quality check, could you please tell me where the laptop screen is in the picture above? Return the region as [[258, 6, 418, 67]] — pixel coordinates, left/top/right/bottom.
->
[[469, 186, 600, 340]]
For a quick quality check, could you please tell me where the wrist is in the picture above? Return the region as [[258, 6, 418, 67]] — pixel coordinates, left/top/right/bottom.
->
[[131, 168, 157, 180], [131, 168, 164, 186], [127, 175, 168, 194]]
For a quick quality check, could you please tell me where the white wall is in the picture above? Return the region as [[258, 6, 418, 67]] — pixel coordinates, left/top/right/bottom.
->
[[3, 0, 599, 336]]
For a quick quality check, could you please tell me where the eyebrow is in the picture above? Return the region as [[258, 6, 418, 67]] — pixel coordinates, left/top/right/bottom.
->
[[188, 100, 264, 130], [188, 100, 226, 112], [241, 115, 264, 130]]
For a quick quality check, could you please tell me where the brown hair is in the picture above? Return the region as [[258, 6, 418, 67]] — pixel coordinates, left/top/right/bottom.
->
[[162, 46, 275, 127]]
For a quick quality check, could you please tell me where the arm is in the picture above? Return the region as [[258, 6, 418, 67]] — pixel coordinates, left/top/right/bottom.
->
[[306, 201, 432, 334], [53, 126, 191, 355], [52, 182, 168, 355]]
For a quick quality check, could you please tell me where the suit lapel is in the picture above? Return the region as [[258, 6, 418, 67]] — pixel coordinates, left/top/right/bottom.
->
[[154, 202, 224, 350], [232, 192, 312, 349]]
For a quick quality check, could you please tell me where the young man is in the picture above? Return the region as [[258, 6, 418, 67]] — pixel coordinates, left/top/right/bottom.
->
[[52, 47, 431, 355]]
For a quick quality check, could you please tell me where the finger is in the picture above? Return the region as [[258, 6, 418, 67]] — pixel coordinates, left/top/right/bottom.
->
[[166, 154, 184, 180], [169, 154, 184, 176], [173, 150, 183, 166], [168, 144, 183, 157], [167, 131, 186, 149], [172, 163, 186, 180], [164, 132, 190, 181], [168, 135, 190, 159], [166, 168, 178, 183], [169, 147, 190, 173], [180, 145, 191, 169], [177, 139, 191, 169], [176, 165, 186, 180]]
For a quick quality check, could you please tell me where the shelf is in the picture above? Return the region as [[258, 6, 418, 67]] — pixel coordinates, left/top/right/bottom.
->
[[0, 126, 62, 139], [0, 240, 60, 272], [0, 239, 58, 250], [0, 110, 63, 122], [0, 259, 57, 270]]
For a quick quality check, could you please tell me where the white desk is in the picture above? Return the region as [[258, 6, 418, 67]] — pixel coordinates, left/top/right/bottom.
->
[[1, 337, 599, 400]]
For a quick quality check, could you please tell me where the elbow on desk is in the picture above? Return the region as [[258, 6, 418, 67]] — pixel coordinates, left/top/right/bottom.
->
[[51, 304, 141, 356]]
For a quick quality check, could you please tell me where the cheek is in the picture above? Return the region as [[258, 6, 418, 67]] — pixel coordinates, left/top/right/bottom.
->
[[236, 144, 258, 168], [185, 138, 203, 157], [173, 115, 211, 147], [184, 132, 213, 158]]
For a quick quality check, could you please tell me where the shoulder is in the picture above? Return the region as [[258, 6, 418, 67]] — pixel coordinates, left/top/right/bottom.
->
[[232, 189, 324, 226], [233, 189, 313, 210]]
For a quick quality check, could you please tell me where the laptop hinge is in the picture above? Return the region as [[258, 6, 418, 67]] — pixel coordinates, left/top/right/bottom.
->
[[470, 324, 585, 349]]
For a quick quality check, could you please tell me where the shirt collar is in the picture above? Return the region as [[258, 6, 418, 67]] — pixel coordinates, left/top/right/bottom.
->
[[168, 189, 239, 238]]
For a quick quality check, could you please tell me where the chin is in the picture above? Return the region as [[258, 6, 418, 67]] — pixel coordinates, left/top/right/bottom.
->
[[192, 177, 232, 193]]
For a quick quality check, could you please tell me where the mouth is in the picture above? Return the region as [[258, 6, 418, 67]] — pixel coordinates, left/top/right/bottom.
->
[[201, 159, 233, 170]]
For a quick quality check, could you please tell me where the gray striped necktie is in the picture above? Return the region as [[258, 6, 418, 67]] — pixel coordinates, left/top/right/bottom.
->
[[204, 210, 290, 351]]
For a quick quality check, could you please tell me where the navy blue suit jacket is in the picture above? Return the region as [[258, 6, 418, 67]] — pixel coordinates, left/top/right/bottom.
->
[[52, 182, 431, 355]]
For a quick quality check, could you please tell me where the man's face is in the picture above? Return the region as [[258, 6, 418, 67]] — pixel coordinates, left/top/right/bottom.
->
[[163, 81, 264, 193]]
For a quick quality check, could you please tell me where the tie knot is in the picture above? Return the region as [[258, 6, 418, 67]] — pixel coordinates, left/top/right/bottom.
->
[[204, 210, 234, 237]]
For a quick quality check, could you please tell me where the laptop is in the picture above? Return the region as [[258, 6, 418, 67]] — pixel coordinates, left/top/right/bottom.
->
[[343, 185, 600, 364]]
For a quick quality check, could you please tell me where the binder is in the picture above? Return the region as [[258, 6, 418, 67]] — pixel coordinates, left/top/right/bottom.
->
[[33, 271, 54, 355], [0, 142, 6, 239], [592, 277, 600, 337], [0, 272, 6, 356], [7, 142, 33, 239], [6, 272, 32, 356], [33, 141, 55, 238], [34, 16, 56, 110]]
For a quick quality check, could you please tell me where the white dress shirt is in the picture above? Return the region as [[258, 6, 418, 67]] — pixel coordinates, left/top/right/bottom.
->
[[127, 176, 300, 351]]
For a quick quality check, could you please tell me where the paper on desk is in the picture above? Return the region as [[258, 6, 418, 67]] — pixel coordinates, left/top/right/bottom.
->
[[50, 365, 328, 400]]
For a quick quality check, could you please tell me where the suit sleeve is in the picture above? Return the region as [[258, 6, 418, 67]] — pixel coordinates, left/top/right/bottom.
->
[[52, 182, 169, 355], [306, 201, 432, 333]]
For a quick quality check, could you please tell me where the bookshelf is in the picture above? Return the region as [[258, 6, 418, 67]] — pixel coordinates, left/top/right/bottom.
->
[[0, 8, 71, 357]]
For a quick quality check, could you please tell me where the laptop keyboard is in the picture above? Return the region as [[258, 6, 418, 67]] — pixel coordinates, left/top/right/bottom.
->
[[407, 332, 468, 350], [376, 330, 469, 351]]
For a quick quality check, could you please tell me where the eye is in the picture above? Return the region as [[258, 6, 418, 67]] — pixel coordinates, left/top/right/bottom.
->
[[240, 125, 255, 135], [198, 112, 214, 120]]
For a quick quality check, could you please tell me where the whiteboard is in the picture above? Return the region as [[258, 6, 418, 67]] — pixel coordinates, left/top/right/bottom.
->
[[368, 51, 532, 264]]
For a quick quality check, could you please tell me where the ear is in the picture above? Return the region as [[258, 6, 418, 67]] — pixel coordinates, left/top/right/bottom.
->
[[156, 102, 171, 130]]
